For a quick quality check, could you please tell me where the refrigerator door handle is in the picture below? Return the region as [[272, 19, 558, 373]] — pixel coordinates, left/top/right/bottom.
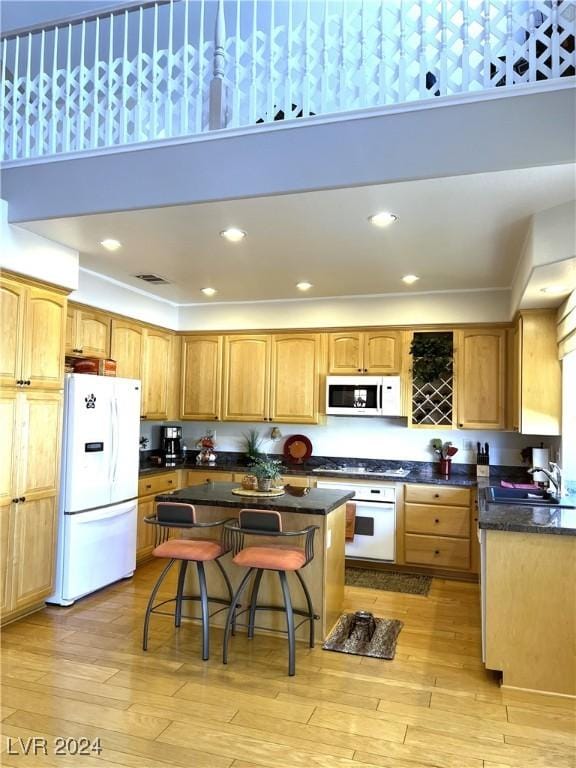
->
[[74, 504, 134, 524], [378, 382, 383, 414]]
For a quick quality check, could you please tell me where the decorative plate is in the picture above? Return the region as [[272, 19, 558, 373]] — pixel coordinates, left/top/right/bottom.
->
[[283, 434, 313, 464]]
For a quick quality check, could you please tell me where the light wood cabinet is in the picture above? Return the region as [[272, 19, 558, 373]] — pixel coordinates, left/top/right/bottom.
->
[[328, 331, 400, 374], [402, 483, 474, 573], [142, 328, 177, 420], [223, 335, 271, 421], [455, 329, 506, 430], [0, 277, 66, 390], [508, 311, 561, 435], [0, 390, 62, 622], [180, 335, 223, 421], [136, 471, 181, 563], [12, 497, 58, 610], [270, 334, 322, 423], [66, 306, 110, 358], [222, 333, 322, 423], [185, 470, 234, 485], [110, 318, 145, 380]]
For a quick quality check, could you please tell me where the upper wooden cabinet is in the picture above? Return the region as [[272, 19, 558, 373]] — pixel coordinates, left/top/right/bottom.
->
[[142, 328, 173, 420], [270, 334, 322, 423], [508, 311, 561, 435], [221, 334, 323, 423], [223, 335, 271, 421], [110, 318, 145, 380], [180, 335, 223, 421], [66, 306, 110, 358], [455, 329, 506, 430], [0, 277, 66, 390], [328, 331, 401, 374]]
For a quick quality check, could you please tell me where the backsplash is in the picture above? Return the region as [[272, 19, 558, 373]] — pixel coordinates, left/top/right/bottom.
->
[[140, 417, 560, 467]]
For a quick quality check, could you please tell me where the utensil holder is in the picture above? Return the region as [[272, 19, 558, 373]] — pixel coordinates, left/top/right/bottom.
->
[[439, 458, 452, 476]]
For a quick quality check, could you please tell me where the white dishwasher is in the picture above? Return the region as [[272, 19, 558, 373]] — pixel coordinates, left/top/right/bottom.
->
[[317, 480, 396, 562]]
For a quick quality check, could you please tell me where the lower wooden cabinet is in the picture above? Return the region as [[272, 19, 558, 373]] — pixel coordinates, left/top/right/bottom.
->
[[401, 483, 476, 574], [137, 471, 181, 563], [186, 470, 234, 485], [11, 497, 58, 611]]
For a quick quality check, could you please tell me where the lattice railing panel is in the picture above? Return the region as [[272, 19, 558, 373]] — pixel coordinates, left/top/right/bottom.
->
[[1, 0, 574, 161]]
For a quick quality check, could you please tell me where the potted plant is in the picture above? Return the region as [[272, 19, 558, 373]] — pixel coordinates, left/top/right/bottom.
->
[[242, 428, 265, 462], [249, 456, 284, 492], [410, 333, 453, 383]]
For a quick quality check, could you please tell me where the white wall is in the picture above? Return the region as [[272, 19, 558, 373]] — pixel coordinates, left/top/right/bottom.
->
[[71, 268, 179, 328], [0, 199, 78, 289], [140, 417, 559, 469], [178, 289, 511, 331]]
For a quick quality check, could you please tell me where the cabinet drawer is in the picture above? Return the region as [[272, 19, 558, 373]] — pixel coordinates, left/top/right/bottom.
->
[[186, 470, 234, 485], [138, 471, 179, 497], [404, 484, 471, 507], [405, 503, 470, 538], [405, 534, 470, 570]]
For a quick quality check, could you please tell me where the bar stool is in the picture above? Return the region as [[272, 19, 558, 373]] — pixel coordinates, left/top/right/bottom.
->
[[143, 502, 234, 660], [222, 509, 319, 676]]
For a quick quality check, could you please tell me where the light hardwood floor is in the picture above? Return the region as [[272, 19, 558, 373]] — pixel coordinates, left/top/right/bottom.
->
[[1, 560, 575, 768]]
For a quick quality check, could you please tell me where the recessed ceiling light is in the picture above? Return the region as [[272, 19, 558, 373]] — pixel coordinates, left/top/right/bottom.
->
[[201, 287, 217, 297], [220, 228, 246, 242], [100, 238, 122, 251], [402, 274, 420, 285], [296, 281, 313, 291], [540, 285, 568, 295], [368, 212, 398, 228]]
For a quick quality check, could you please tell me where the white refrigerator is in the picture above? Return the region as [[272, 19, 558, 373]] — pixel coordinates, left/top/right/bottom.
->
[[48, 374, 141, 606]]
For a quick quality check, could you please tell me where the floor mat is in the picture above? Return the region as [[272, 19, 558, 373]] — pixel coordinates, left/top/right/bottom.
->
[[345, 567, 432, 596]]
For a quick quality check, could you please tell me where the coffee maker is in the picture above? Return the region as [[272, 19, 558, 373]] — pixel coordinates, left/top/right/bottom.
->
[[161, 425, 182, 467]]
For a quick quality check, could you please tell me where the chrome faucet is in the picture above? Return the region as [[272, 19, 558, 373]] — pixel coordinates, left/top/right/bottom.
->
[[528, 463, 564, 497]]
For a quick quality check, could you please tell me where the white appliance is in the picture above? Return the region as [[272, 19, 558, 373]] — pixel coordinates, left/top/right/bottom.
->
[[48, 374, 141, 606], [326, 376, 402, 416], [317, 480, 396, 561]]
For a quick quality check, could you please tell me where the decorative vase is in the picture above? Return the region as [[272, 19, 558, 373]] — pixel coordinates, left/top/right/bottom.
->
[[439, 458, 452, 476], [257, 477, 273, 492], [241, 474, 258, 490]]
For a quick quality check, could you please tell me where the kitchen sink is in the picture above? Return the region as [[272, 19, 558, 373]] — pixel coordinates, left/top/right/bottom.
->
[[485, 486, 560, 506]]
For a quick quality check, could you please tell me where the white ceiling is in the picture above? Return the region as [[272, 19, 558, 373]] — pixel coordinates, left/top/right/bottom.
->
[[21, 164, 575, 305]]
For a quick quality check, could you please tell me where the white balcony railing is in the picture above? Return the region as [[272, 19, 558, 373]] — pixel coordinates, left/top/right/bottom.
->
[[1, 0, 574, 162]]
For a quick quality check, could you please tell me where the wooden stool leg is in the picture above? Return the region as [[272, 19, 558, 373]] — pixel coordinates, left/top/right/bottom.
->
[[143, 558, 176, 651], [295, 569, 315, 648], [223, 568, 254, 665], [175, 560, 189, 628], [278, 570, 296, 676], [248, 569, 264, 639], [196, 561, 210, 661]]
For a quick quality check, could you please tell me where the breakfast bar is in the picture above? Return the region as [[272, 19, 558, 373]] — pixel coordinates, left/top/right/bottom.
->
[[155, 482, 354, 642]]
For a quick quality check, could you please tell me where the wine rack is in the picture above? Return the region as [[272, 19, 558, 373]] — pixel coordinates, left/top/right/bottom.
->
[[410, 331, 454, 427]]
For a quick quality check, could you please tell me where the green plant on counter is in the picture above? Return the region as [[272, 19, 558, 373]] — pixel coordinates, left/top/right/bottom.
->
[[242, 428, 265, 461], [248, 456, 284, 480], [410, 333, 453, 382]]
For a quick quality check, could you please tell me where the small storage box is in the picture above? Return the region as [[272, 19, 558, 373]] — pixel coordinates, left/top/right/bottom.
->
[[73, 358, 117, 376]]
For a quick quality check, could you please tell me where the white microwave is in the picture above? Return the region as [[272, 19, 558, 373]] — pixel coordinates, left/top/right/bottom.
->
[[326, 376, 402, 417]]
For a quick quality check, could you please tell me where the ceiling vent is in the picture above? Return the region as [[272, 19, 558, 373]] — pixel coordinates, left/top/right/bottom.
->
[[133, 273, 170, 285]]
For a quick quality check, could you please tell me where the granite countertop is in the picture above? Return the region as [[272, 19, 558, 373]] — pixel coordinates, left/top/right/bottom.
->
[[140, 452, 530, 488], [155, 482, 354, 516], [478, 488, 576, 536]]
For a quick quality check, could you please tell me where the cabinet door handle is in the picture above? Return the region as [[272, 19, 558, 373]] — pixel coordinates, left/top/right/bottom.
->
[[168, 480, 173, 485], [434, 518, 440, 523], [16, 380, 23, 385], [19, 496, 26, 502], [12, 498, 19, 504], [434, 493, 440, 498], [363, 368, 368, 373], [434, 549, 440, 555], [25, 380, 31, 386], [146, 484, 151, 490], [458, 423, 463, 428], [357, 368, 362, 373]]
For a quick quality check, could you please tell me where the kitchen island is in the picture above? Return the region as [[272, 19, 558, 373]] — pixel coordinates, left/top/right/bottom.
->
[[155, 482, 354, 642], [478, 491, 576, 696]]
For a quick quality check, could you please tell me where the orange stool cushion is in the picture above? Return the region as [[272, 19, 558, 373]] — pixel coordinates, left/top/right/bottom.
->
[[153, 539, 224, 562], [233, 545, 306, 571]]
